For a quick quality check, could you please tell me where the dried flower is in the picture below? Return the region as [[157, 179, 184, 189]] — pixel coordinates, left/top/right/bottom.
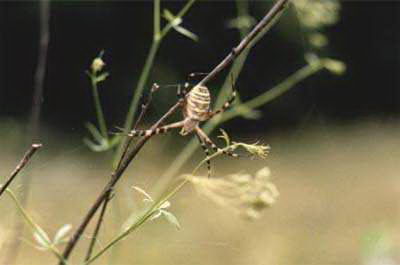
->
[[186, 167, 279, 220], [233, 141, 271, 159]]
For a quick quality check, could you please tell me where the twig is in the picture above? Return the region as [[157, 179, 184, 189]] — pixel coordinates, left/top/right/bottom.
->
[[112, 0, 196, 168], [84, 192, 113, 262], [0, 2, 49, 264], [0, 144, 43, 198], [198, 0, 289, 87], [59, 1, 289, 263], [83, 83, 159, 261], [59, 103, 181, 264], [30, 0, 50, 142]]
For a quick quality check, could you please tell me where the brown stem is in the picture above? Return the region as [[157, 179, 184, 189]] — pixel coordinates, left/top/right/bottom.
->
[[84, 83, 160, 261], [0, 143, 43, 198], [84, 191, 113, 262], [198, 0, 289, 87], [59, 103, 181, 264], [59, 1, 290, 263]]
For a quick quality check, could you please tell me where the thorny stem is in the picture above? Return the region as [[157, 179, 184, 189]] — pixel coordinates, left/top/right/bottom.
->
[[59, 1, 288, 263], [0, 144, 42, 198]]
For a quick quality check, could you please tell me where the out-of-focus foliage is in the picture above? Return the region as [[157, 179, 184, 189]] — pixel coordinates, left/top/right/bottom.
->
[[293, 0, 340, 48]]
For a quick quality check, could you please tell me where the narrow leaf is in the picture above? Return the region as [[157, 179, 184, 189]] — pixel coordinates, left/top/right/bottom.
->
[[132, 186, 153, 202], [163, 9, 182, 26], [150, 210, 163, 220], [161, 210, 181, 230], [85, 122, 104, 143], [95, 72, 109, 83], [173, 25, 198, 42], [33, 231, 50, 249], [53, 224, 72, 244]]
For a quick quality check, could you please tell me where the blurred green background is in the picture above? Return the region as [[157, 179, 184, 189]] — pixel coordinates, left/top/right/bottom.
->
[[1, 1, 400, 265]]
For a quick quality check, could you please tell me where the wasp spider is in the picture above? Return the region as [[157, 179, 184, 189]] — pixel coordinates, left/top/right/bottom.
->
[[129, 81, 238, 177]]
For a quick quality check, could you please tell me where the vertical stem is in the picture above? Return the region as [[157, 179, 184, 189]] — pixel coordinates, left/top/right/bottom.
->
[[84, 192, 111, 261], [91, 77, 108, 139], [0, 1, 50, 265], [113, 40, 160, 168], [154, 0, 161, 40]]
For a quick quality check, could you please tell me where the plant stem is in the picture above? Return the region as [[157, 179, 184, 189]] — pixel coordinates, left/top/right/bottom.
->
[[59, 103, 181, 264], [112, 0, 196, 168], [1, 1, 49, 264], [155, 0, 290, 191], [84, 191, 112, 262], [91, 77, 108, 139], [0, 144, 42, 198], [198, 0, 289, 87], [85, 179, 188, 265], [161, 58, 326, 180], [59, 1, 286, 263], [6, 189, 65, 263], [86, 141, 231, 265]]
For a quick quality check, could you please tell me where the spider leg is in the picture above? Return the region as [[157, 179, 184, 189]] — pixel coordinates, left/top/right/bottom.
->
[[129, 121, 185, 137], [196, 134, 212, 177], [207, 90, 237, 119], [195, 126, 239, 158]]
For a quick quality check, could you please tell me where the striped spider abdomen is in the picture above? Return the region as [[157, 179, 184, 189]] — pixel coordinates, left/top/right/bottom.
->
[[180, 85, 211, 135]]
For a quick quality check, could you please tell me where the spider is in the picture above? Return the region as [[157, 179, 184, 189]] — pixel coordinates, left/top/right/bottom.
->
[[129, 78, 238, 177]]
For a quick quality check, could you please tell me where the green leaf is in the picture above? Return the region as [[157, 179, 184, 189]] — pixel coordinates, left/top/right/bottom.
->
[[85, 122, 104, 143], [150, 210, 163, 221], [95, 72, 109, 83], [83, 138, 108, 152], [217, 129, 231, 146], [132, 186, 153, 202], [53, 224, 72, 245], [163, 9, 198, 41], [163, 9, 182, 26], [161, 210, 181, 230], [173, 25, 199, 42], [33, 230, 51, 249], [84, 122, 113, 152]]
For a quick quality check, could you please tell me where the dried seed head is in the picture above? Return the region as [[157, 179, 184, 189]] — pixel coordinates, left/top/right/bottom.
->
[[185, 166, 279, 220], [234, 141, 271, 159]]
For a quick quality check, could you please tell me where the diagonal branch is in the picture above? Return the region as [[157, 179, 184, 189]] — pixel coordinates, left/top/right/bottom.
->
[[59, 1, 290, 263], [0, 144, 43, 198]]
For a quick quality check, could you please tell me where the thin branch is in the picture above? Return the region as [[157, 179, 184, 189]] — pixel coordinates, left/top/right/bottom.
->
[[1, 2, 49, 263], [84, 192, 113, 262], [112, 0, 196, 168], [83, 83, 159, 261], [198, 0, 289, 87], [30, 0, 50, 142], [59, 103, 181, 264], [0, 144, 42, 198], [59, 1, 289, 263]]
